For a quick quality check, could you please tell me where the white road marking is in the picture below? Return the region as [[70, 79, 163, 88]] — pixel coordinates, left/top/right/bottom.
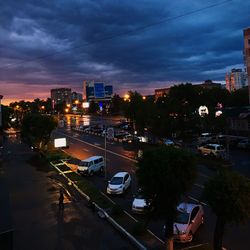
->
[[62, 170, 73, 174], [199, 173, 210, 179], [123, 210, 138, 223], [194, 183, 204, 189], [94, 143, 101, 146], [82, 148, 89, 152], [188, 196, 207, 206], [146, 230, 165, 244], [58, 131, 137, 163], [100, 192, 116, 205], [180, 243, 209, 250]]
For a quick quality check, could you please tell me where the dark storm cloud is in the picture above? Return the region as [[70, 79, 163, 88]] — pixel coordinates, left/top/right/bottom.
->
[[0, 0, 250, 102]]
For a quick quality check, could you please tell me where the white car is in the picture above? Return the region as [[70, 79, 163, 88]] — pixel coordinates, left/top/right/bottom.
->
[[107, 172, 131, 194], [198, 143, 225, 157], [132, 189, 148, 214], [173, 203, 204, 243]]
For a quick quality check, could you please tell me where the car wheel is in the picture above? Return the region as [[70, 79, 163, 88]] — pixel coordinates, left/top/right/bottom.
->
[[122, 188, 125, 194], [89, 171, 94, 176], [100, 166, 104, 173]]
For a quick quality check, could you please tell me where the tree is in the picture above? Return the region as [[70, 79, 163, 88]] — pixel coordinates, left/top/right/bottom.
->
[[203, 171, 250, 250], [21, 113, 57, 150], [88, 101, 99, 114], [136, 146, 197, 250]]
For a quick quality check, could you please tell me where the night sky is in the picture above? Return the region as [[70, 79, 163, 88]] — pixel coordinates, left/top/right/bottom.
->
[[0, 0, 250, 104]]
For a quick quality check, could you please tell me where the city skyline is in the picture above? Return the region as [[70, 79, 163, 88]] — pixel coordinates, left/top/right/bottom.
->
[[1, 0, 250, 104]]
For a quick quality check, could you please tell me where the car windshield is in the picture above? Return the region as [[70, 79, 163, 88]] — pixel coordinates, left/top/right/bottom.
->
[[110, 177, 123, 185], [80, 161, 89, 167], [175, 210, 190, 224]]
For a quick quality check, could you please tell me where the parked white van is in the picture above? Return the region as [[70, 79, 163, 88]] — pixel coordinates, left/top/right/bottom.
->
[[77, 156, 104, 176]]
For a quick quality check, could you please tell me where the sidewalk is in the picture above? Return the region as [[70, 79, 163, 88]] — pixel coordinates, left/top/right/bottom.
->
[[1, 136, 135, 250]]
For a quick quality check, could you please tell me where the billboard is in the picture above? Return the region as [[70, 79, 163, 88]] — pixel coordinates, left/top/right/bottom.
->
[[94, 83, 105, 98], [54, 138, 67, 148]]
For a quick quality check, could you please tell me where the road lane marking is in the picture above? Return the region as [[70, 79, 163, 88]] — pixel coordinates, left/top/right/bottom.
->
[[62, 170, 73, 174], [146, 230, 165, 244], [94, 143, 101, 146], [82, 148, 89, 152], [101, 192, 116, 203], [58, 131, 137, 163], [194, 183, 204, 189], [180, 243, 209, 250], [123, 210, 138, 223], [199, 173, 210, 179], [188, 196, 207, 206]]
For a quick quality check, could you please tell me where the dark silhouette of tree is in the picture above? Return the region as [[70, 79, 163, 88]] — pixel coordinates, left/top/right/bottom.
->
[[203, 171, 250, 250], [136, 146, 197, 250], [21, 113, 57, 149]]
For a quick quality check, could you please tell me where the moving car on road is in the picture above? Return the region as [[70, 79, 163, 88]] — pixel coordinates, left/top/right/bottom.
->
[[132, 189, 148, 214], [107, 172, 131, 194], [197, 143, 225, 157], [173, 203, 204, 243], [77, 156, 104, 176]]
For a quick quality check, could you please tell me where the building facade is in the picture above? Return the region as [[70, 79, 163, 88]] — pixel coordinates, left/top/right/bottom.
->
[[51, 88, 71, 106], [71, 92, 82, 102], [225, 68, 247, 92], [83, 81, 113, 102], [154, 87, 170, 100], [244, 28, 250, 103]]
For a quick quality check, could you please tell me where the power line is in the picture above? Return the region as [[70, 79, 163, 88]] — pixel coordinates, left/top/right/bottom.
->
[[1, 0, 232, 70]]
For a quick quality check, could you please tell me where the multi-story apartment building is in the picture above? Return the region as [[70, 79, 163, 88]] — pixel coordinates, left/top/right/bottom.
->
[[225, 68, 247, 92], [51, 88, 71, 105]]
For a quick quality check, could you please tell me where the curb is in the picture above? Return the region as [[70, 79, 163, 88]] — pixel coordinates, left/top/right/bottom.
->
[[51, 161, 147, 250]]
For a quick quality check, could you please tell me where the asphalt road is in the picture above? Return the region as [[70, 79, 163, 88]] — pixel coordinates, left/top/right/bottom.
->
[[54, 127, 250, 250], [1, 135, 136, 250]]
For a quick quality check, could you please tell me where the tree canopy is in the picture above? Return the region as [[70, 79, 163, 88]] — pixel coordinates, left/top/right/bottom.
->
[[21, 113, 57, 149], [203, 170, 250, 250], [136, 146, 197, 249]]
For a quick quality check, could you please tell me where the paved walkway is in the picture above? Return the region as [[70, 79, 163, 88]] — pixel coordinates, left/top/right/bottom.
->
[[1, 136, 135, 250]]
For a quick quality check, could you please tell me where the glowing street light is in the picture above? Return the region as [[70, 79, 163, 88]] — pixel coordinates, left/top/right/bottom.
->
[[65, 108, 69, 113], [66, 104, 71, 108], [74, 100, 79, 105], [142, 96, 146, 100], [124, 94, 130, 101]]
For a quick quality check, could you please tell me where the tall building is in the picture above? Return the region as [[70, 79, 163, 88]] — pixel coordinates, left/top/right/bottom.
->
[[83, 81, 113, 102], [51, 88, 71, 106], [243, 28, 250, 103], [225, 68, 247, 92], [71, 92, 82, 102]]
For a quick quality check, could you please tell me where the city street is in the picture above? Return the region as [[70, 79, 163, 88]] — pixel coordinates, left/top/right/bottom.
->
[[55, 126, 250, 250], [1, 135, 135, 250]]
